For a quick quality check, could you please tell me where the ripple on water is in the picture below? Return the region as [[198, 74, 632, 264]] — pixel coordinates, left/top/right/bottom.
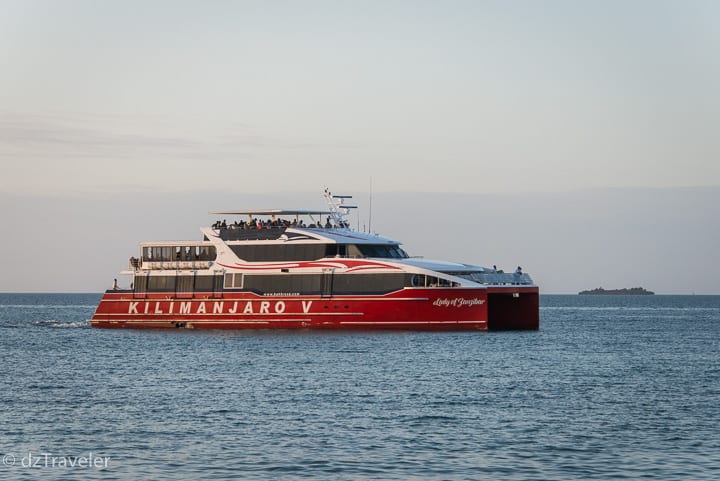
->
[[0, 294, 718, 480]]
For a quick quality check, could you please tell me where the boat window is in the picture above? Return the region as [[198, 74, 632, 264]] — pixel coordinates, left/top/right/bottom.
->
[[355, 244, 407, 258], [407, 273, 462, 288], [152, 247, 171, 261], [194, 275, 214, 291], [147, 275, 176, 291], [224, 273, 244, 289], [324, 244, 348, 257], [134, 273, 148, 293], [175, 246, 195, 261], [176, 274, 194, 293], [345, 244, 407, 259]]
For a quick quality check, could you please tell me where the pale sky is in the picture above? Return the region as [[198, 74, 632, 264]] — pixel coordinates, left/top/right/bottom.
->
[[1, 1, 719, 293]]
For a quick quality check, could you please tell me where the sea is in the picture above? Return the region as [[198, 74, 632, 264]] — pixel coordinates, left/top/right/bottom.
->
[[0, 294, 718, 481]]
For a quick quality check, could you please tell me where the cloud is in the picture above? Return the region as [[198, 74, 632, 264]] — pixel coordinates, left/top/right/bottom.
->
[[0, 111, 251, 157], [0, 111, 357, 157]]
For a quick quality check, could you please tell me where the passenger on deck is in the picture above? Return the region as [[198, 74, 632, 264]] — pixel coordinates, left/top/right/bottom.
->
[[515, 266, 523, 275], [112, 278, 119, 290]]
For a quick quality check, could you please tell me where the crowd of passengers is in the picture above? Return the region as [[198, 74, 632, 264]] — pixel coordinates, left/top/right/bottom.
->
[[212, 216, 349, 231]]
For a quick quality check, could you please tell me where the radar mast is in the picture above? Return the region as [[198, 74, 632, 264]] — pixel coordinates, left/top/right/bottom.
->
[[323, 188, 357, 228]]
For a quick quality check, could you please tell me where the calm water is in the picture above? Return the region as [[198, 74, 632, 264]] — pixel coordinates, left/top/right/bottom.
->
[[0, 294, 718, 480]]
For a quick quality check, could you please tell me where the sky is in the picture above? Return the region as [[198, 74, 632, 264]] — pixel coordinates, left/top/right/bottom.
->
[[1, 0, 719, 293]]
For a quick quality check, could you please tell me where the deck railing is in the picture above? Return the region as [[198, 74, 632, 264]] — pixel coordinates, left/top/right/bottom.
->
[[471, 273, 534, 286]]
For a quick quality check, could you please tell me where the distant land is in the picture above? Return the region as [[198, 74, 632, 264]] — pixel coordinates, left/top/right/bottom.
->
[[578, 287, 655, 295]]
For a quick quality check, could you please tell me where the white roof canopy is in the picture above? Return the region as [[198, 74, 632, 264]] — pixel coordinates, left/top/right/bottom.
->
[[209, 209, 332, 216]]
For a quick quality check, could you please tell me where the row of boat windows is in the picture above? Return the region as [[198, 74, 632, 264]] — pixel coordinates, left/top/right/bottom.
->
[[244, 273, 410, 294], [229, 244, 408, 262], [139, 244, 406, 263], [134, 273, 219, 293], [142, 246, 217, 262], [133, 272, 460, 294]]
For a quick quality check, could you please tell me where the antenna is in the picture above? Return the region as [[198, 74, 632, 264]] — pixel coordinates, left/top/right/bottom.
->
[[368, 177, 373, 233]]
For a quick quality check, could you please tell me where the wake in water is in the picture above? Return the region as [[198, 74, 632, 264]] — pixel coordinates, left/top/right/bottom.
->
[[0, 295, 98, 328], [32, 319, 91, 328]]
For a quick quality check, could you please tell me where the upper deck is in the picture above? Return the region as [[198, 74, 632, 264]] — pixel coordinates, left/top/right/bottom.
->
[[122, 189, 535, 288], [209, 223, 400, 244], [207, 203, 398, 245]]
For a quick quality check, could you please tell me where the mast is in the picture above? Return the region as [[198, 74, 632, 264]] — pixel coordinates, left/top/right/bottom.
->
[[323, 188, 357, 228], [368, 177, 373, 233]]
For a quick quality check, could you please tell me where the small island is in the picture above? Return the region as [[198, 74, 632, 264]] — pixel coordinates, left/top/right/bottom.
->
[[578, 287, 655, 295]]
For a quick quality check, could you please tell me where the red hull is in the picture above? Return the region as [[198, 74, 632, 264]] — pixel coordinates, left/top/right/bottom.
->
[[90, 287, 539, 331]]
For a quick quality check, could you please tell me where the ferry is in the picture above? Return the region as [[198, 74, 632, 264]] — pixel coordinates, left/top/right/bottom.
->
[[90, 190, 539, 330]]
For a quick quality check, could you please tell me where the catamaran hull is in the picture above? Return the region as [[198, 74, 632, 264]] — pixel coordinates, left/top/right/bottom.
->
[[90, 287, 539, 331]]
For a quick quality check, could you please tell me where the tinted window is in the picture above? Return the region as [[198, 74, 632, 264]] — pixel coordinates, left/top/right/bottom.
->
[[230, 244, 327, 262], [356, 244, 407, 258]]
